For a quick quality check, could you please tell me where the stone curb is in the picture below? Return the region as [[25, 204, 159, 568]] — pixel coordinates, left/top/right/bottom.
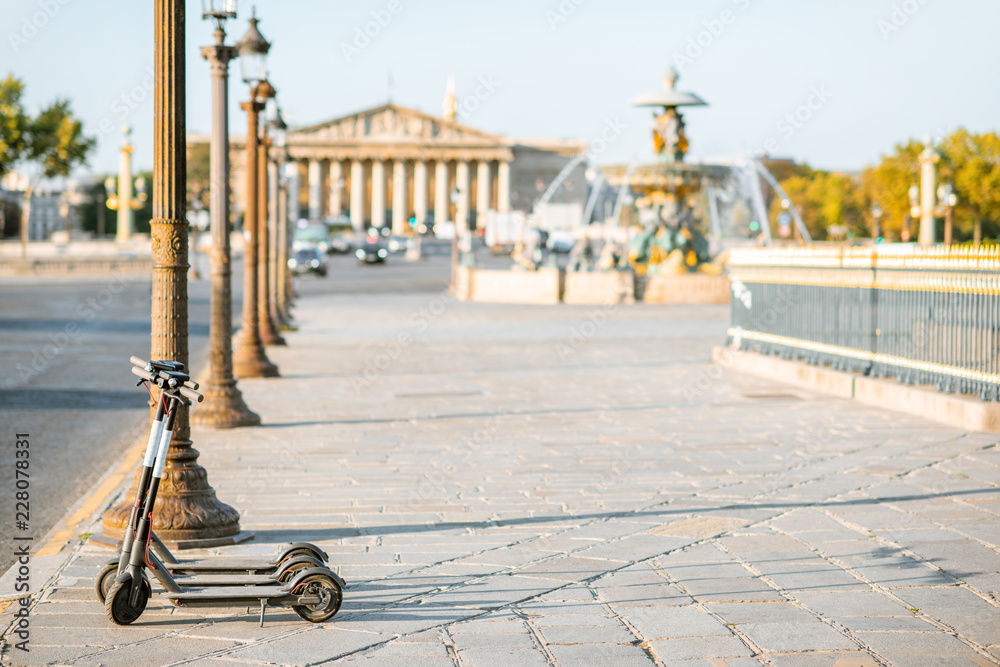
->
[[712, 346, 1000, 432]]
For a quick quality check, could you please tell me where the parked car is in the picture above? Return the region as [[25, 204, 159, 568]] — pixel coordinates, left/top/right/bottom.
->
[[355, 238, 388, 264], [289, 247, 328, 277]]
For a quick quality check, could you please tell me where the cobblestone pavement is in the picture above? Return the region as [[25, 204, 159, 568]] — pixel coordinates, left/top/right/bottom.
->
[[3, 289, 1000, 666]]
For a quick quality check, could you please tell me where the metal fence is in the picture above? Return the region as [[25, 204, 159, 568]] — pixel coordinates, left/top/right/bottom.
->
[[728, 246, 1000, 401]]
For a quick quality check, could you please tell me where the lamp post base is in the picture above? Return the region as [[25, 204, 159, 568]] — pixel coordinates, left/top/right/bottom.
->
[[233, 338, 279, 378], [102, 439, 242, 546], [192, 380, 261, 428], [260, 318, 286, 346]]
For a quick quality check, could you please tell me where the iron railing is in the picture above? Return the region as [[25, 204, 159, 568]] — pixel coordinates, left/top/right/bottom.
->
[[728, 246, 1000, 401]]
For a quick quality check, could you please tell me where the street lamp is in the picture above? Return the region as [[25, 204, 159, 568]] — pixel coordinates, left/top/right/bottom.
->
[[937, 183, 958, 246], [103, 0, 242, 547], [193, 0, 260, 428], [256, 82, 285, 347], [267, 101, 292, 327], [233, 11, 279, 377], [106, 127, 148, 243], [917, 140, 939, 246], [871, 202, 883, 243]]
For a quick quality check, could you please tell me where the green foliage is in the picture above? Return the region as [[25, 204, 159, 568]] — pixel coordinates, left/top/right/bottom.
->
[[769, 166, 863, 240], [0, 73, 94, 183], [187, 141, 211, 210], [0, 75, 29, 179], [775, 129, 1000, 243]]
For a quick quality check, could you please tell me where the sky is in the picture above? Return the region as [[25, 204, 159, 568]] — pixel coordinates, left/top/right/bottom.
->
[[3, 0, 998, 177]]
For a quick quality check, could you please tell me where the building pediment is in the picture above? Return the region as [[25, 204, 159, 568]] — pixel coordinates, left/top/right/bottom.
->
[[292, 104, 506, 146]]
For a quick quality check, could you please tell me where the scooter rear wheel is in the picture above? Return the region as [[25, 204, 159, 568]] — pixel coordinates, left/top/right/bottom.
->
[[286, 548, 325, 562], [292, 574, 342, 623], [276, 559, 315, 583], [95, 562, 118, 603], [105, 578, 150, 625]]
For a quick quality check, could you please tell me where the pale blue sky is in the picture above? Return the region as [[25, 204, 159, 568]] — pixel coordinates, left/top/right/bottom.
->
[[3, 0, 998, 176]]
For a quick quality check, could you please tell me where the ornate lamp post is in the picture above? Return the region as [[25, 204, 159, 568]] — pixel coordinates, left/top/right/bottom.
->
[[106, 126, 148, 242], [103, 0, 242, 547], [233, 11, 279, 378], [193, 0, 260, 428], [257, 94, 285, 347], [937, 183, 957, 246], [268, 103, 292, 327], [917, 141, 939, 247]]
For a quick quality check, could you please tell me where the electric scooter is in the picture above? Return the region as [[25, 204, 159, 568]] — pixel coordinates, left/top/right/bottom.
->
[[104, 361, 344, 626], [94, 359, 331, 602], [95, 357, 329, 588]]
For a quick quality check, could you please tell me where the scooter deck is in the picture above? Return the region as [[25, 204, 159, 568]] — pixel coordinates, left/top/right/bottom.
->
[[161, 558, 284, 573], [165, 584, 321, 607], [171, 573, 281, 586]]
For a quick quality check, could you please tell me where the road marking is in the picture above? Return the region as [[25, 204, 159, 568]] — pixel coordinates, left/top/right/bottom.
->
[[34, 444, 144, 558]]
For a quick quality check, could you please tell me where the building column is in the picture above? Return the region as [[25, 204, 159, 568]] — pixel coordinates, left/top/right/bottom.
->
[[329, 160, 343, 218], [414, 161, 428, 226], [308, 158, 322, 221], [498, 160, 511, 213], [477, 160, 492, 221], [350, 159, 364, 233], [392, 160, 407, 234], [456, 160, 470, 234], [434, 160, 448, 225], [371, 159, 386, 230], [287, 160, 301, 223]]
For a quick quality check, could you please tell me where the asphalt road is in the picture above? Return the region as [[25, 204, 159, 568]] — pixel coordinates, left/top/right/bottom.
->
[[0, 246, 451, 575]]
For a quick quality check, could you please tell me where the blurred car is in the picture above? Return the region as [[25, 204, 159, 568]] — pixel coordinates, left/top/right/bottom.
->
[[386, 236, 409, 254], [547, 230, 576, 254], [292, 224, 330, 255], [288, 247, 328, 277], [355, 237, 388, 264], [328, 235, 353, 254]]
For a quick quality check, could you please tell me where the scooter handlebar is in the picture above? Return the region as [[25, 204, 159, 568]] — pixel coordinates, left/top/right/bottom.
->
[[130, 355, 148, 368], [131, 366, 155, 382], [179, 386, 204, 403]]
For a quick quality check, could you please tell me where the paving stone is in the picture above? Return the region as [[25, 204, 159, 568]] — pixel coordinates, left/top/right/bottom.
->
[[738, 621, 857, 652], [616, 605, 731, 639], [853, 629, 977, 654], [647, 635, 753, 659], [538, 623, 637, 644], [451, 632, 537, 649], [458, 648, 550, 667], [548, 642, 655, 666]]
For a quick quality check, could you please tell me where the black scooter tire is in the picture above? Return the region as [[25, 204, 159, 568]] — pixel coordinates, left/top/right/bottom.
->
[[95, 562, 118, 603], [105, 578, 150, 625], [292, 574, 343, 623]]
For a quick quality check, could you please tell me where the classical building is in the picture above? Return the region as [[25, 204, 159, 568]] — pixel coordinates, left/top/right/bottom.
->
[[214, 97, 588, 234]]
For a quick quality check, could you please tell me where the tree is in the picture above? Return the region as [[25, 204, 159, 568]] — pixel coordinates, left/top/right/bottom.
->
[[0, 75, 29, 179], [187, 141, 211, 211], [941, 129, 1000, 243], [770, 166, 863, 241], [0, 74, 95, 255]]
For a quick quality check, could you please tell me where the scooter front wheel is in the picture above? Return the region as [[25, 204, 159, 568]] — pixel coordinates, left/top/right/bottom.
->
[[105, 578, 150, 625], [95, 562, 118, 603], [292, 574, 343, 623]]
